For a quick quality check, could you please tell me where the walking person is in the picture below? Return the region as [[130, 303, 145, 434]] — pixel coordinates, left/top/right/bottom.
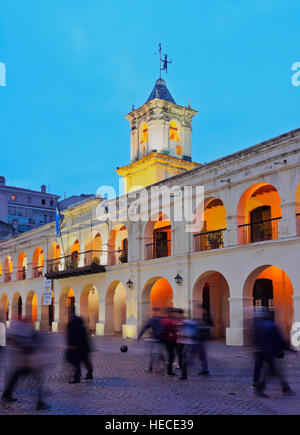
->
[[252, 307, 294, 398], [197, 307, 211, 376], [2, 317, 50, 410], [138, 308, 165, 373], [66, 306, 93, 383], [177, 318, 199, 380], [161, 307, 177, 376]]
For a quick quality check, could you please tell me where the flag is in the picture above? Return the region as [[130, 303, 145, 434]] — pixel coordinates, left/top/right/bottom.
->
[[55, 203, 63, 237]]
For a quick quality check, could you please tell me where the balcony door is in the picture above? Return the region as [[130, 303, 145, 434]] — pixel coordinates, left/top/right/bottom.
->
[[154, 226, 171, 258], [250, 206, 271, 242]]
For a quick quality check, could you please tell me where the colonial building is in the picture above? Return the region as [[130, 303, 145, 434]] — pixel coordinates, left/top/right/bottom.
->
[[0, 78, 299, 346]]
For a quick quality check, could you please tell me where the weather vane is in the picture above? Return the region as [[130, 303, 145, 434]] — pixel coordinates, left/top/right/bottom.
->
[[155, 43, 172, 79]]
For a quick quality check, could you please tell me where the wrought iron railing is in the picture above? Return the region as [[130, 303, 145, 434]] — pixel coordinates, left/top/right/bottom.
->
[[47, 250, 105, 274], [4, 272, 12, 283], [145, 240, 171, 260], [108, 249, 128, 266], [17, 267, 27, 280], [32, 266, 44, 278], [238, 217, 281, 244], [193, 228, 226, 252]]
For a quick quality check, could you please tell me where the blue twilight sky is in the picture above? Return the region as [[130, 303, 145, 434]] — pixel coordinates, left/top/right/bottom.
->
[[0, 0, 300, 199]]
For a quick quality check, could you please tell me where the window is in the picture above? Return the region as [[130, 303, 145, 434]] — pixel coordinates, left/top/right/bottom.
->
[[27, 196, 31, 203], [11, 195, 17, 201], [140, 122, 148, 144], [41, 199, 46, 205], [8, 206, 16, 216], [50, 200, 54, 207], [169, 121, 180, 142]]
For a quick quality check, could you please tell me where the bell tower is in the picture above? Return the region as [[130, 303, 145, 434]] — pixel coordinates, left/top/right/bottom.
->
[[116, 78, 200, 193]]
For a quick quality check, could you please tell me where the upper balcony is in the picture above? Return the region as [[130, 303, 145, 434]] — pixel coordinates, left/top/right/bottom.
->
[[46, 249, 106, 279]]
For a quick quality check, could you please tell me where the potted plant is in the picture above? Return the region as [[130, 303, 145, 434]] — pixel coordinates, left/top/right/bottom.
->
[[92, 256, 100, 265], [119, 251, 128, 263], [207, 231, 222, 249]]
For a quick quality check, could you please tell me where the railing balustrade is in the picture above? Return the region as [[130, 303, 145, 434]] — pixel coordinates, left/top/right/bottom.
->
[[238, 217, 281, 244], [145, 240, 171, 260], [193, 228, 226, 252]]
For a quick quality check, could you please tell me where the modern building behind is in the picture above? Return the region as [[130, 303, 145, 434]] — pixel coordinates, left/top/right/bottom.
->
[[0, 176, 60, 234]]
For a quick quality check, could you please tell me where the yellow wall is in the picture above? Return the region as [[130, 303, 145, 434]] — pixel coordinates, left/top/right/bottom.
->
[[204, 205, 227, 232]]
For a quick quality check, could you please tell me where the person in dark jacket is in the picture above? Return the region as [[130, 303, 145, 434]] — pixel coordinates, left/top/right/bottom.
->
[[66, 306, 93, 383], [253, 307, 294, 397], [138, 308, 165, 373], [161, 307, 177, 376]]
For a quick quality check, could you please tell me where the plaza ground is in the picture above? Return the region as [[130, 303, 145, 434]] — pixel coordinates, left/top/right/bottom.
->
[[0, 335, 300, 415]]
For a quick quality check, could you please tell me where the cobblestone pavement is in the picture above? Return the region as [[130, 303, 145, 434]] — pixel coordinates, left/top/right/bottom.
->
[[0, 334, 300, 415]]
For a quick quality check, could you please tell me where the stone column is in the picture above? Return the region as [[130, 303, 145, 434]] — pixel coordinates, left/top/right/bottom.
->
[[226, 297, 253, 346], [96, 298, 106, 336], [51, 301, 60, 333], [35, 303, 42, 331], [278, 202, 298, 239], [122, 287, 138, 339], [223, 215, 242, 247]]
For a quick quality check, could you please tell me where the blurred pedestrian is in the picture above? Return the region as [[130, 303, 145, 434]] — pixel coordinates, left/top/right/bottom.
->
[[66, 306, 93, 383], [253, 307, 294, 398], [138, 308, 165, 373], [161, 307, 177, 376], [197, 307, 211, 376], [2, 317, 50, 410], [177, 318, 199, 380]]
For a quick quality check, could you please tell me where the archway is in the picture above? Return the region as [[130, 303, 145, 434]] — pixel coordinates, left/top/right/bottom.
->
[[0, 294, 9, 324], [48, 242, 61, 273], [141, 277, 173, 324], [108, 225, 128, 265], [192, 271, 230, 338], [32, 247, 44, 278], [17, 252, 27, 280], [237, 183, 282, 244], [105, 281, 127, 335], [80, 284, 99, 334], [84, 233, 103, 266], [12, 293, 22, 321], [243, 266, 294, 340], [59, 287, 75, 331], [144, 213, 171, 260], [68, 240, 80, 269], [25, 291, 37, 322], [4, 257, 13, 282], [193, 197, 227, 252]]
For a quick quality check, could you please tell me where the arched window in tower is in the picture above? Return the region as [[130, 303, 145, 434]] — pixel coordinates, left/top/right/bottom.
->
[[140, 122, 148, 144], [169, 120, 180, 142]]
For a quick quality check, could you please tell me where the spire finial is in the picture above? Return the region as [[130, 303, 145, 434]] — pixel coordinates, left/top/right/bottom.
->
[[155, 43, 172, 79]]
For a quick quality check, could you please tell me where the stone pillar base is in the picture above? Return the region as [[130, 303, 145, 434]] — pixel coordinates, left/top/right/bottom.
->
[[34, 321, 40, 331], [6, 321, 10, 329], [96, 323, 104, 336], [226, 327, 244, 346], [122, 324, 137, 339], [51, 322, 58, 333]]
